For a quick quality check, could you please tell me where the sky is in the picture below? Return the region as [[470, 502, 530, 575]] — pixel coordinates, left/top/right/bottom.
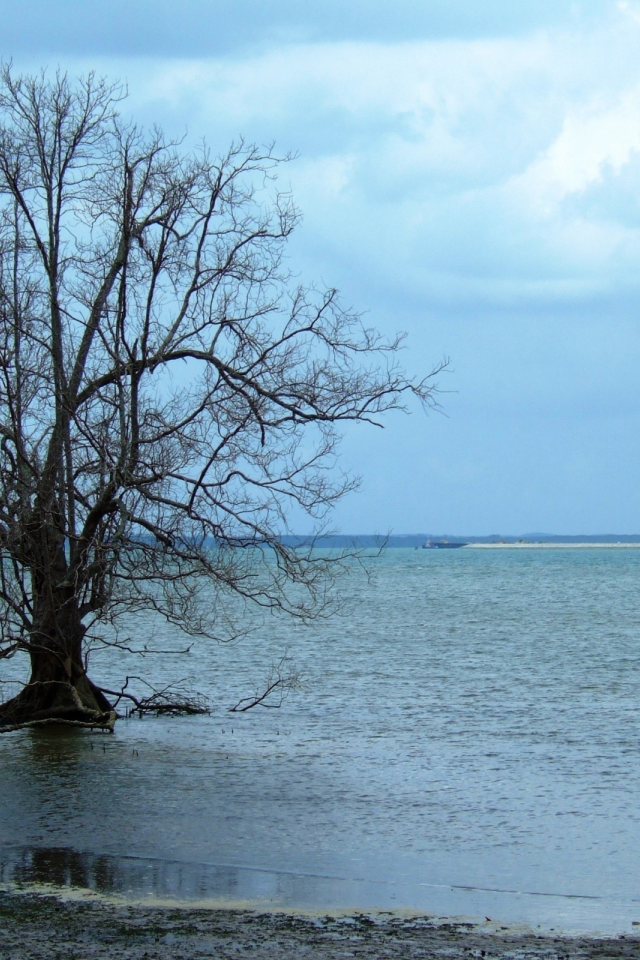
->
[[5, 0, 640, 535]]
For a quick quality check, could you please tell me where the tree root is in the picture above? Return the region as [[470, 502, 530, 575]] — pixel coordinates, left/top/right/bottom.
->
[[0, 714, 116, 733], [0, 680, 117, 733]]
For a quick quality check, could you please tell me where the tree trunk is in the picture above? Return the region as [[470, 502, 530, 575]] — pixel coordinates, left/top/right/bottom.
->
[[0, 587, 116, 732]]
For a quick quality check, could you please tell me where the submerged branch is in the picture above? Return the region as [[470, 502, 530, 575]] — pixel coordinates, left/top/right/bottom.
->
[[229, 654, 302, 712], [99, 676, 211, 717]]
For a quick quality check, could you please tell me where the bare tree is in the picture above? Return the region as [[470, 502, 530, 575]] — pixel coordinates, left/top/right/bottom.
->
[[0, 68, 441, 731]]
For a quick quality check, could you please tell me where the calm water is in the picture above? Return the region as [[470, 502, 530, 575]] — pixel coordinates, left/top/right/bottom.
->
[[2, 547, 640, 932]]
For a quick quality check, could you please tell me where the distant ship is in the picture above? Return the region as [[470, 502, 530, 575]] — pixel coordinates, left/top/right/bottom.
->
[[422, 540, 468, 549]]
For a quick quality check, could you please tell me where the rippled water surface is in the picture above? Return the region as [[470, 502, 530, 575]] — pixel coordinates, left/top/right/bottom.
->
[[2, 548, 640, 931]]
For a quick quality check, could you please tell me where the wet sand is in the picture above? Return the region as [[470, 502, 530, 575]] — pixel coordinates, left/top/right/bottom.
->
[[1, 889, 639, 959]]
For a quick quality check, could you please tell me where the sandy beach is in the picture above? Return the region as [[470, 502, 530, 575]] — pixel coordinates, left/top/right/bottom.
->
[[1, 889, 639, 960]]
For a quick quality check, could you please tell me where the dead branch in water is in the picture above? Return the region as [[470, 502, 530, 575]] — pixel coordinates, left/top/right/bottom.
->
[[99, 677, 211, 718], [229, 654, 302, 712]]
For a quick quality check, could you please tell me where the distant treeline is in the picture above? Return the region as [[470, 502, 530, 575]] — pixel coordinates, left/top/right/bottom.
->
[[279, 533, 640, 548]]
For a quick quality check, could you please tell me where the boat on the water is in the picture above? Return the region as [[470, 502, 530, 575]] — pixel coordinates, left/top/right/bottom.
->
[[422, 540, 468, 549]]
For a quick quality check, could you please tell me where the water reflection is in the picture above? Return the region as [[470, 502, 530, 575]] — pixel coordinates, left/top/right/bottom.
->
[[2, 847, 120, 891], [2, 728, 117, 852], [0, 846, 375, 905], [1, 845, 637, 935], [24, 725, 94, 757]]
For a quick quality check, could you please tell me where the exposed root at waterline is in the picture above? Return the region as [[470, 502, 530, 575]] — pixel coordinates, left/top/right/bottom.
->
[[0, 680, 117, 733]]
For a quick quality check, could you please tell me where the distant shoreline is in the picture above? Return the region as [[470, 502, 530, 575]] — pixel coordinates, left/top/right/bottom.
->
[[283, 534, 640, 548], [464, 542, 640, 549]]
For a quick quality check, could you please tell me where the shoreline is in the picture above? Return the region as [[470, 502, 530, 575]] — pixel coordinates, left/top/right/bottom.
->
[[3, 846, 635, 936], [1, 888, 639, 960]]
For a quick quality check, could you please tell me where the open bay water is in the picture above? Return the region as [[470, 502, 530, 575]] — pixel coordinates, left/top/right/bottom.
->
[[1, 546, 640, 932]]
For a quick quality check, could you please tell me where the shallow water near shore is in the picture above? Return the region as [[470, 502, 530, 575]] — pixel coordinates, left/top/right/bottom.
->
[[2, 547, 640, 934]]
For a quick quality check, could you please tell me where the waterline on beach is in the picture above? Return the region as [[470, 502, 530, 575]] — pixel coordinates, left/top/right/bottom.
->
[[1, 847, 640, 936]]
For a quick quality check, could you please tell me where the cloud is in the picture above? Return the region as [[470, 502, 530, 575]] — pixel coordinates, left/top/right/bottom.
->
[[510, 87, 640, 212], [10, 3, 640, 530], [155, 27, 638, 304]]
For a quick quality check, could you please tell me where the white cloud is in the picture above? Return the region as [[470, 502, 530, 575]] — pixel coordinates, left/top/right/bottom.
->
[[509, 87, 640, 213]]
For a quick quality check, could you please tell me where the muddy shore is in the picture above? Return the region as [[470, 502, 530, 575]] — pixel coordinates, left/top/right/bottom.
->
[[1, 889, 639, 959]]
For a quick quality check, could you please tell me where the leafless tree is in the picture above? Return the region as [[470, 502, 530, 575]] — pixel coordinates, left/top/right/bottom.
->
[[0, 68, 441, 731]]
